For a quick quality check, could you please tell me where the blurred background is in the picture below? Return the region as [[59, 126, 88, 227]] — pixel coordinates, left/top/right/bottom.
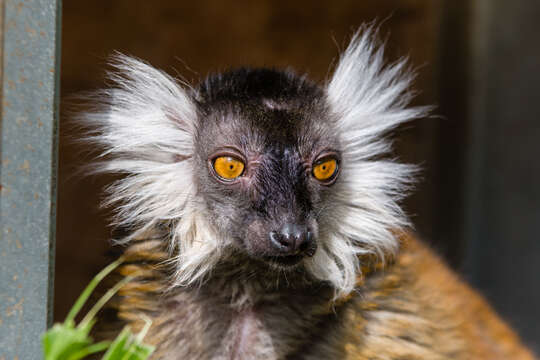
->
[[56, 0, 540, 351]]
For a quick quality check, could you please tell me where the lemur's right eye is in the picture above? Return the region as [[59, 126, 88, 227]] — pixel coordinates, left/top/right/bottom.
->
[[213, 156, 245, 180]]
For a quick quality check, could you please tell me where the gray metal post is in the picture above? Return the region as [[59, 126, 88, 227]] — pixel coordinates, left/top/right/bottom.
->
[[0, 0, 61, 358]]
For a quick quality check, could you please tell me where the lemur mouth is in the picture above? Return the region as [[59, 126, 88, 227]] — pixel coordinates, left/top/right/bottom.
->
[[264, 254, 305, 267]]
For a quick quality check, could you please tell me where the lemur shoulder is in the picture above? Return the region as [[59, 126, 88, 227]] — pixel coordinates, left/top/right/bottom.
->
[[85, 28, 536, 359]]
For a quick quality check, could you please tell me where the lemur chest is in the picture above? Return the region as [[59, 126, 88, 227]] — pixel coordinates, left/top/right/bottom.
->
[[142, 286, 337, 360], [218, 308, 278, 359], [143, 295, 318, 360]]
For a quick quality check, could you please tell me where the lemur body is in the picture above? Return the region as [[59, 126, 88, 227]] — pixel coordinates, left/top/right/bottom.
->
[[86, 29, 535, 359], [113, 231, 534, 360], [115, 232, 533, 360]]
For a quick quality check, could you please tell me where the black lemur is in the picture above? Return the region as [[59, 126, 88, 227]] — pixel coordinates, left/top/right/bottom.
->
[[83, 29, 535, 359]]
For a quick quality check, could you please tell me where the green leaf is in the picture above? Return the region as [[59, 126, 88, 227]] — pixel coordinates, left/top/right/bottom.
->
[[42, 322, 92, 360], [67, 341, 112, 360], [42, 257, 125, 360], [102, 320, 155, 360], [42, 256, 154, 360], [102, 327, 131, 360]]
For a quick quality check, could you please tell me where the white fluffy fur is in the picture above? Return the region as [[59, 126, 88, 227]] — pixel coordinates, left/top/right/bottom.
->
[[83, 55, 226, 286], [305, 28, 429, 297], [86, 29, 427, 297]]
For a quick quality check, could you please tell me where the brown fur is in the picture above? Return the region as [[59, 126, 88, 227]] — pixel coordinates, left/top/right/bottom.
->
[[105, 230, 536, 359]]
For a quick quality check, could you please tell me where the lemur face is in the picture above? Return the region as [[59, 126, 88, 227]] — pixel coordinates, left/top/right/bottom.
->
[[89, 29, 426, 295], [193, 69, 341, 267]]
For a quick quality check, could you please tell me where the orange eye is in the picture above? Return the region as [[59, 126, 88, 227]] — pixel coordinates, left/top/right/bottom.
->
[[313, 158, 338, 182], [213, 156, 245, 180]]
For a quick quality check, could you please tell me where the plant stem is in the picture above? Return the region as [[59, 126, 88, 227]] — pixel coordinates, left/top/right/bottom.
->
[[79, 275, 133, 328], [65, 256, 125, 324]]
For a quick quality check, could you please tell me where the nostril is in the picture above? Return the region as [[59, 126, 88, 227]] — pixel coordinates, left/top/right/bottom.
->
[[269, 231, 290, 250], [298, 239, 309, 252], [304, 232, 317, 257], [298, 231, 315, 254]]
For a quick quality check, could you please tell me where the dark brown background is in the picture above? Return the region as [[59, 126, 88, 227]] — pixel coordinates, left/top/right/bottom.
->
[[56, 0, 540, 351]]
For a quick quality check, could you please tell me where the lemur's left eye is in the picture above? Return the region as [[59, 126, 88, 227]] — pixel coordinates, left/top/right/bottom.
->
[[213, 156, 245, 180], [312, 157, 338, 183]]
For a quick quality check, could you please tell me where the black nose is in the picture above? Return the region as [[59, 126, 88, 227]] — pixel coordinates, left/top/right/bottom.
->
[[269, 223, 316, 257]]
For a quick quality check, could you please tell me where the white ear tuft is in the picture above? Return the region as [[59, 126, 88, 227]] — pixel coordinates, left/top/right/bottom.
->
[[327, 27, 428, 145], [82, 54, 198, 236], [82, 54, 196, 240], [81, 55, 226, 285], [309, 27, 430, 298]]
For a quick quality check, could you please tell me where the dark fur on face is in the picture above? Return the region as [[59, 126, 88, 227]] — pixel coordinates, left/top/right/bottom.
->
[[193, 68, 341, 267]]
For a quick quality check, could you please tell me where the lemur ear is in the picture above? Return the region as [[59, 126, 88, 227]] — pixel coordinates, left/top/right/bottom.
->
[[82, 54, 198, 240], [326, 27, 428, 157], [88, 54, 197, 161]]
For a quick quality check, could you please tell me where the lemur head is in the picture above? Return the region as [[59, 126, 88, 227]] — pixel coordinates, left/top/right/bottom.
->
[[85, 28, 427, 298], [194, 69, 336, 266]]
